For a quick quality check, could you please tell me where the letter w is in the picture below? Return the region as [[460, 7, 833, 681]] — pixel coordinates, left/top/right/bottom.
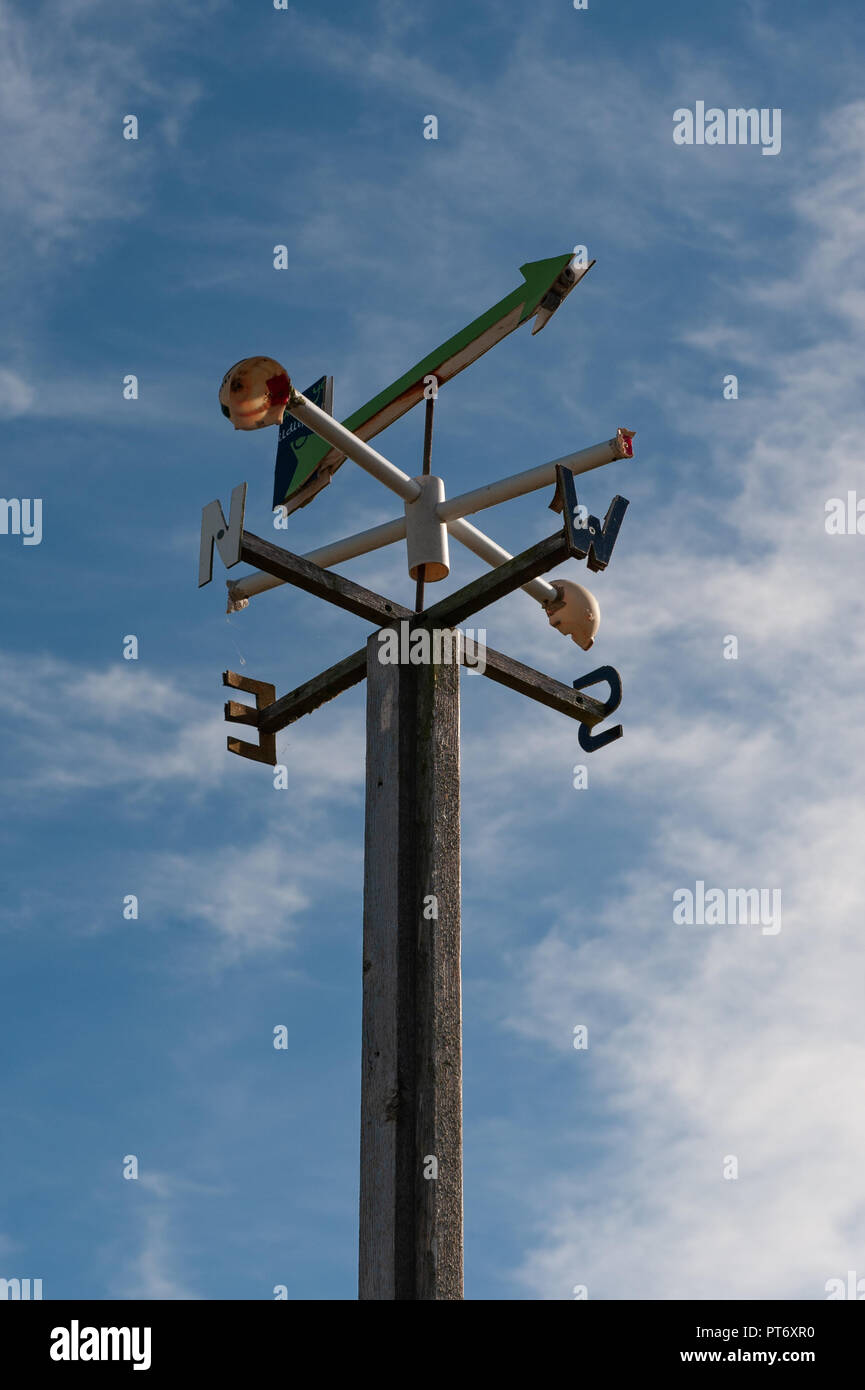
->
[[556, 467, 629, 573]]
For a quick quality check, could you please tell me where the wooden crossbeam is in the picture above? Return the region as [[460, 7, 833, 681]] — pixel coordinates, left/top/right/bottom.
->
[[257, 648, 369, 733], [418, 532, 568, 631], [240, 532, 404, 626], [256, 642, 607, 736], [240, 524, 571, 634], [478, 648, 607, 725], [234, 529, 614, 740]]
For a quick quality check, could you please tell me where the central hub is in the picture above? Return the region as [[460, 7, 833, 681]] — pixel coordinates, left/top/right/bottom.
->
[[405, 474, 450, 583]]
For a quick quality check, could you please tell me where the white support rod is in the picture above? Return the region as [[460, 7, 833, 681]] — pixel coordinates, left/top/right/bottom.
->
[[287, 390, 421, 503], [226, 511, 558, 609], [436, 430, 635, 523], [227, 483, 601, 607], [446, 517, 558, 603], [306, 515, 408, 569], [228, 515, 409, 603], [227, 403, 633, 606]]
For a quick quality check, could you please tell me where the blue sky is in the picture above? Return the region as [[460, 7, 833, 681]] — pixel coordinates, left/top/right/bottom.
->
[[2, 0, 865, 1300]]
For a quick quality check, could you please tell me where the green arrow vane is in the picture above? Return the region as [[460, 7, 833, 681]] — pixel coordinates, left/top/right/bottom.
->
[[274, 252, 594, 512]]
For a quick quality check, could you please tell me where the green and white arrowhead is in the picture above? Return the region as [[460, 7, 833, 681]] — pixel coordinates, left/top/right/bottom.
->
[[275, 252, 594, 512]]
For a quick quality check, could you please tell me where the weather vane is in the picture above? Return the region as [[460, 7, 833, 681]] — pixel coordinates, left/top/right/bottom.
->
[[198, 252, 637, 1299]]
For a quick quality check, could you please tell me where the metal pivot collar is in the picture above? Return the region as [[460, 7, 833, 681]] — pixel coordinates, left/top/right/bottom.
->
[[406, 475, 449, 583]]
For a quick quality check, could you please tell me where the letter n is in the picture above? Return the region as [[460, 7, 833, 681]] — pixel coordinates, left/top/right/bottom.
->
[[199, 482, 247, 586]]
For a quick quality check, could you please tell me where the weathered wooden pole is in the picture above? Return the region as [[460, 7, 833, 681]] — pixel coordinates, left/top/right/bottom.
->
[[209, 256, 632, 1301], [359, 630, 463, 1300]]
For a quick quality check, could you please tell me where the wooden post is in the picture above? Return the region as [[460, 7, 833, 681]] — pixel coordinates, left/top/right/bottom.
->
[[359, 631, 463, 1299]]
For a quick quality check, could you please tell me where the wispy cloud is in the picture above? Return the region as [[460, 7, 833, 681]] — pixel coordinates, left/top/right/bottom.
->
[[111, 1171, 203, 1300], [0, 366, 35, 417], [4, 0, 865, 1304], [0, 0, 200, 258], [0, 650, 364, 804], [472, 98, 865, 1299], [146, 829, 362, 965]]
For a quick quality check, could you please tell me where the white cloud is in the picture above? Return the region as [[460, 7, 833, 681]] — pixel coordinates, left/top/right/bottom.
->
[[113, 1193, 197, 1300], [0, 0, 202, 259], [0, 366, 35, 417], [474, 98, 865, 1300], [147, 829, 361, 964], [0, 647, 364, 961], [0, 650, 364, 803], [0, 1231, 19, 1260], [110, 1165, 239, 1300], [3, 0, 864, 1302]]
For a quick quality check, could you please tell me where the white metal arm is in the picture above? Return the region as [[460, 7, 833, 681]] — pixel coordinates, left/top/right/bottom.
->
[[227, 389, 634, 608]]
